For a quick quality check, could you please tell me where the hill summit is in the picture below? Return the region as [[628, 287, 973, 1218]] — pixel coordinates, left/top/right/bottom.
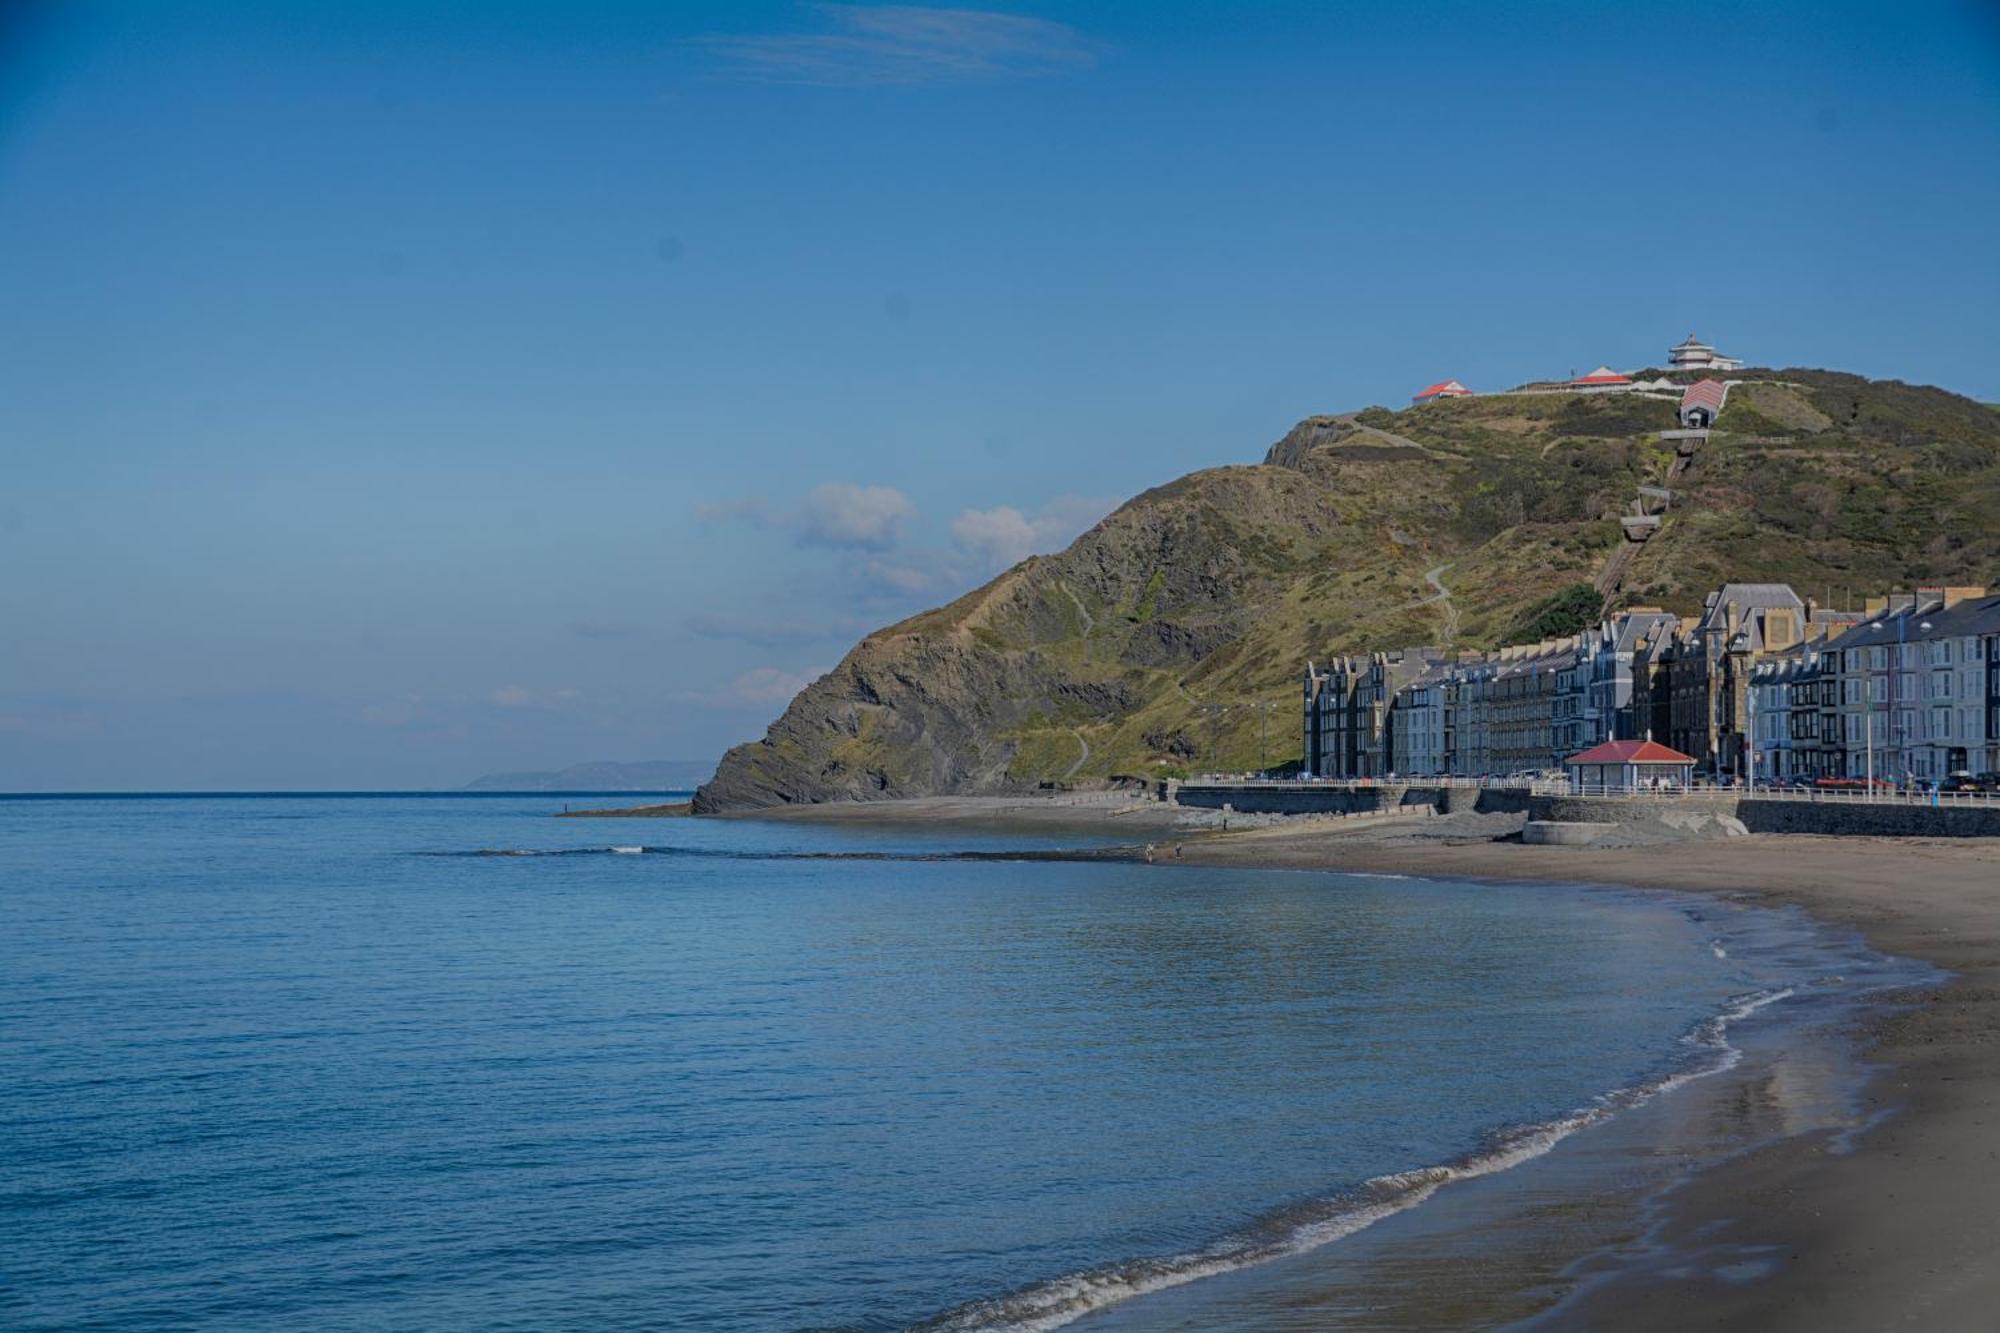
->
[[694, 369, 2000, 811]]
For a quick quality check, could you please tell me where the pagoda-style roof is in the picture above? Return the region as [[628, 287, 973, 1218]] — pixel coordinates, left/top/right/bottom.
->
[[1673, 332, 1712, 350], [1566, 739, 1695, 766]]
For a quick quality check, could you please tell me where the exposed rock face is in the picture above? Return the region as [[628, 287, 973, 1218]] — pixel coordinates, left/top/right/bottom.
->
[[696, 371, 2000, 810]]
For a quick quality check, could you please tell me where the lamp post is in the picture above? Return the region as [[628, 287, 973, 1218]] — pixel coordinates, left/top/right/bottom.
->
[[1915, 620, 1933, 781], [1869, 616, 1894, 796]]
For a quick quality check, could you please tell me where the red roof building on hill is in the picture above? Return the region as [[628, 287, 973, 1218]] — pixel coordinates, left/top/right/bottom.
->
[[1679, 377, 1728, 427], [1412, 379, 1473, 404], [1570, 365, 1632, 387]]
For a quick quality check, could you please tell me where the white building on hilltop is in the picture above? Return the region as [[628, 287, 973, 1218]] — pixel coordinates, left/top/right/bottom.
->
[[1668, 333, 1744, 373]]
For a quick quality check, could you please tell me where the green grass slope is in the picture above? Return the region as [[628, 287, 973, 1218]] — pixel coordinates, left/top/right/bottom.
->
[[695, 370, 2000, 809]]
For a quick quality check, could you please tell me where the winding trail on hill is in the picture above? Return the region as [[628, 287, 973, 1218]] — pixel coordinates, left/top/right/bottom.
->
[[1058, 580, 1095, 636], [1053, 583, 1097, 781], [1341, 417, 1440, 457], [1062, 729, 1091, 782], [1407, 562, 1459, 643]]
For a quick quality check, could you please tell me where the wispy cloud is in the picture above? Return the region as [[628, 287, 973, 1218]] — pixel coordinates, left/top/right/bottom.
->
[[863, 557, 943, 594], [694, 482, 915, 550], [797, 481, 915, 550], [679, 665, 831, 711], [950, 493, 1117, 571], [700, 4, 1100, 87]]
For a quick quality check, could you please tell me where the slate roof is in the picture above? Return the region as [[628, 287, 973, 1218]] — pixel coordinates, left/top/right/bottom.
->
[[1828, 593, 2000, 651], [1695, 583, 1806, 643]]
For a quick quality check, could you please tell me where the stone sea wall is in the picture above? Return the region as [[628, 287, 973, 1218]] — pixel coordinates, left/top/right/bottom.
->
[[1532, 793, 2000, 839]]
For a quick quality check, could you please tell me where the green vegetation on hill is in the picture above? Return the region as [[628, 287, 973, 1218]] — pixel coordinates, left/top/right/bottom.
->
[[1504, 582, 1603, 645], [696, 371, 2000, 810]]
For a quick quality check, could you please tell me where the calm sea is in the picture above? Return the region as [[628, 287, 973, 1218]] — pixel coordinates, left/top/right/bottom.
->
[[0, 795, 1924, 1331]]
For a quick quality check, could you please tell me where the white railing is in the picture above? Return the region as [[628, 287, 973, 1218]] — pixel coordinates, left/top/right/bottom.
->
[[1182, 775, 1538, 791], [1550, 782, 2000, 806], [1179, 775, 1999, 805]]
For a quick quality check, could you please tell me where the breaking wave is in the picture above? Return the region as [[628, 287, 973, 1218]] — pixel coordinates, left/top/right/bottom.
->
[[911, 986, 1794, 1333], [419, 846, 1126, 863]]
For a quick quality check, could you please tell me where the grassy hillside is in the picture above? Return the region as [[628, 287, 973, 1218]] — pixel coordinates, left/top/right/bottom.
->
[[696, 370, 2000, 809]]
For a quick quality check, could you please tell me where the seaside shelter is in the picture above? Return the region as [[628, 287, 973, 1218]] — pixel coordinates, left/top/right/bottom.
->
[[1412, 379, 1473, 405], [1564, 738, 1695, 792]]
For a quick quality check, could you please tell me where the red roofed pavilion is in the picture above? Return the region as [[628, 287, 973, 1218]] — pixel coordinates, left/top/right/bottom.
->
[[1412, 379, 1473, 405], [1679, 377, 1727, 427], [1565, 738, 1696, 791], [1570, 365, 1632, 387]]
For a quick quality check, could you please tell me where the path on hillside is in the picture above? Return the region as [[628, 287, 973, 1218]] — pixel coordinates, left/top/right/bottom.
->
[[1062, 729, 1091, 782], [1059, 580, 1095, 636], [1404, 562, 1459, 643], [1336, 415, 1439, 457], [1054, 582, 1097, 781]]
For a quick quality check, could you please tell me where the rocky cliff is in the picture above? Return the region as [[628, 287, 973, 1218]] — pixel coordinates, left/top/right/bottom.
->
[[695, 370, 2000, 810]]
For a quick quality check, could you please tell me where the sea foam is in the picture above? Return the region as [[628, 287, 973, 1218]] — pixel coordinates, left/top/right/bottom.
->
[[915, 986, 1795, 1333]]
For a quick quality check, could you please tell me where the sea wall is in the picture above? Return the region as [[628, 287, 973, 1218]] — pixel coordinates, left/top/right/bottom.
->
[[1531, 794, 2000, 839], [1168, 783, 1532, 817], [1735, 799, 2000, 839], [1170, 783, 1394, 816]]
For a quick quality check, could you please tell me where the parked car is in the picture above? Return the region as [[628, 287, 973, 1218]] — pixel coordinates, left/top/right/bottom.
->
[[1941, 772, 1995, 794], [1812, 776, 1895, 793]]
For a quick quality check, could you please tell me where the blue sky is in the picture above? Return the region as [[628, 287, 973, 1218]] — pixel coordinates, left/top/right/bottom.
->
[[2, 1, 1997, 790]]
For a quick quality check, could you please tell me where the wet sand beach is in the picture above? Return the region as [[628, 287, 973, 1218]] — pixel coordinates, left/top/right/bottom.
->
[[721, 796, 2000, 1330]]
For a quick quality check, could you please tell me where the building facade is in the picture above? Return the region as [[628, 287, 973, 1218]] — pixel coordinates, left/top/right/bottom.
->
[[1300, 585, 1992, 785], [1668, 333, 1744, 373]]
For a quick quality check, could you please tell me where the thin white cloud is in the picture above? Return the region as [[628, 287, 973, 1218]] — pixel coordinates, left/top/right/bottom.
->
[[865, 558, 944, 593], [680, 666, 831, 711], [693, 482, 916, 550], [700, 4, 1100, 87], [798, 481, 915, 550], [951, 493, 1117, 570]]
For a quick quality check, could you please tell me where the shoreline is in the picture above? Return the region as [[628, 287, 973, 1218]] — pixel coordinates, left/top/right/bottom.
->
[[722, 796, 2000, 1329]]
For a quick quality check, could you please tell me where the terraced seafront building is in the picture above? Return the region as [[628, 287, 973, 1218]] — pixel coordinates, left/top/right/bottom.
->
[[1818, 589, 2000, 782], [1303, 582, 1997, 783]]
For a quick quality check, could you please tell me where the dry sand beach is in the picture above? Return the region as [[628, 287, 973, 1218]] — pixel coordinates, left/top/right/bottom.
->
[[715, 796, 2000, 1329]]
